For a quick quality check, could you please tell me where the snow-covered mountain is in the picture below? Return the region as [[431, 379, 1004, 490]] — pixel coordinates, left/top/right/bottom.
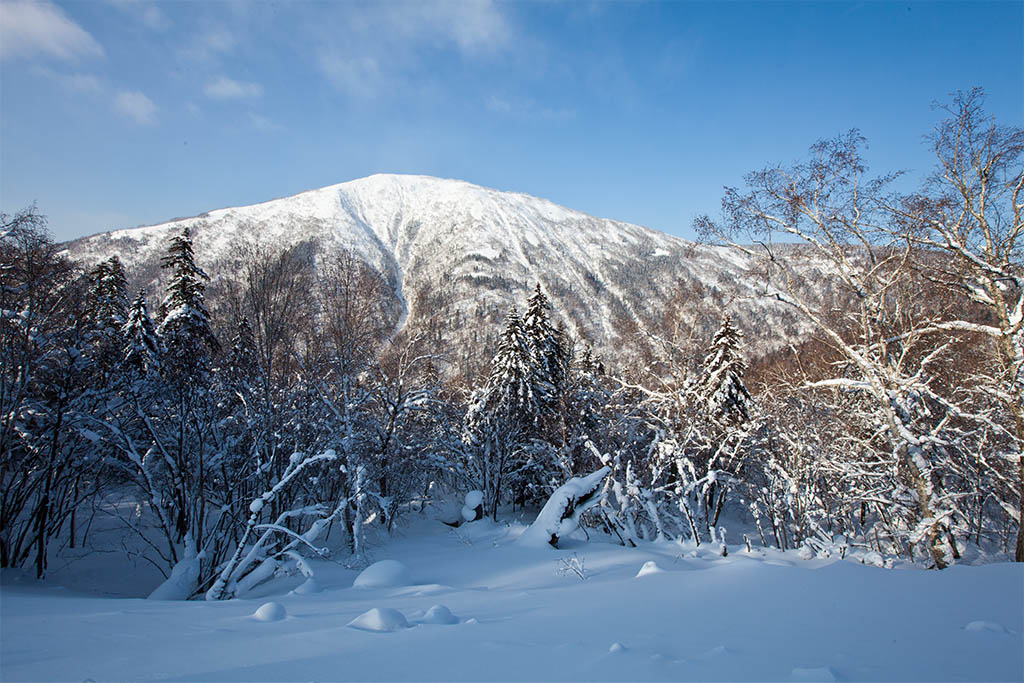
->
[[64, 174, 807, 371]]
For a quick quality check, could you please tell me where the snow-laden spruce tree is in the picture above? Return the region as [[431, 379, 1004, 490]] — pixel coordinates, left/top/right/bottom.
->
[[122, 290, 161, 380], [523, 283, 567, 408], [464, 306, 542, 518], [157, 226, 219, 380], [698, 315, 753, 426], [84, 256, 129, 380]]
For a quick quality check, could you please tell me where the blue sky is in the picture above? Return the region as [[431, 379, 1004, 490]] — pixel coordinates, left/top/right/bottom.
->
[[1, 1, 1021, 243]]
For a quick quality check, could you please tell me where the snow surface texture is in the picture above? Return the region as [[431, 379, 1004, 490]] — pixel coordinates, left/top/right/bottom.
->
[[2, 519, 1021, 681], [518, 467, 610, 547], [62, 174, 817, 367], [353, 560, 413, 589]]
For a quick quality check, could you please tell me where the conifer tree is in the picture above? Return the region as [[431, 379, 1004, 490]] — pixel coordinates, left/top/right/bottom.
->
[[483, 306, 540, 427], [122, 290, 161, 379], [523, 283, 567, 406], [464, 306, 541, 517], [157, 227, 219, 379], [87, 256, 129, 330], [85, 256, 129, 377], [698, 315, 752, 425]]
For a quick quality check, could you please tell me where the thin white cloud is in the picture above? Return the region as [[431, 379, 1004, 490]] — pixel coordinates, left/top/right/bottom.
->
[[204, 76, 263, 99], [179, 27, 236, 63], [32, 66, 104, 94], [372, 1, 510, 54], [318, 54, 384, 99], [246, 112, 282, 132], [0, 0, 104, 62], [108, 0, 170, 30], [113, 90, 157, 125], [314, 1, 513, 96], [485, 94, 575, 122]]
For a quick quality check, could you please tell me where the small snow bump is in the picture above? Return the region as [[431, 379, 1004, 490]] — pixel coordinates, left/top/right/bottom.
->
[[636, 561, 664, 577], [348, 607, 410, 632], [420, 604, 459, 625], [292, 577, 321, 595], [608, 642, 626, 654], [353, 560, 412, 589], [252, 602, 287, 622]]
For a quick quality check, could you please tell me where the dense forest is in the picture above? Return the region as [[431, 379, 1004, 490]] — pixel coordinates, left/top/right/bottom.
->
[[1, 89, 1020, 601]]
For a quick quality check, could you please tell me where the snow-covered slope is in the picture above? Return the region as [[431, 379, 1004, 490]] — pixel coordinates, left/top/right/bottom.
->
[[2, 518, 1021, 681], [64, 174, 806, 370]]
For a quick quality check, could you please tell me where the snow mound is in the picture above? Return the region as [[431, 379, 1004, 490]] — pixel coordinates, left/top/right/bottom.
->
[[252, 602, 287, 622], [636, 561, 664, 577], [964, 620, 1010, 634], [518, 467, 610, 547], [608, 642, 626, 654], [790, 666, 838, 682], [462, 490, 484, 522], [348, 607, 410, 632], [147, 554, 200, 600], [420, 604, 459, 625], [353, 560, 412, 589], [292, 577, 321, 595]]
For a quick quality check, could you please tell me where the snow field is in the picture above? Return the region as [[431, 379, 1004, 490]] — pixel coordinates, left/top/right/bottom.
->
[[2, 518, 1021, 682]]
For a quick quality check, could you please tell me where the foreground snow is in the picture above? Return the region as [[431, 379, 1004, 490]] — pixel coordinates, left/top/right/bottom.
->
[[2, 519, 1021, 682]]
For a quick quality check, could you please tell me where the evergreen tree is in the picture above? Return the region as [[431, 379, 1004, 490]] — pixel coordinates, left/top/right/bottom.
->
[[483, 306, 540, 427], [698, 315, 752, 424], [464, 306, 542, 518], [86, 256, 129, 329], [523, 283, 567, 407], [157, 227, 219, 379], [122, 290, 161, 379], [85, 256, 129, 377]]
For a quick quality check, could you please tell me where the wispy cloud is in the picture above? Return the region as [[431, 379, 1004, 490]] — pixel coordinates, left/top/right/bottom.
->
[[113, 90, 157, 124], [485, 94, 575, 122], [0, 0, 104, 62], [32, 66, 104, 94], [179, 27, 236, 63], [381, 0, 511, 53], [204, 76, 263, 99], [108, 0, 170, 30], [246, 112, 282, 132], [317, 54, 385, 99], [313, 1, 513, 97]]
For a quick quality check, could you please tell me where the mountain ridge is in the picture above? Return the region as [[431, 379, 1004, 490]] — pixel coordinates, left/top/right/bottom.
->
[[63, 174, 808, 373]]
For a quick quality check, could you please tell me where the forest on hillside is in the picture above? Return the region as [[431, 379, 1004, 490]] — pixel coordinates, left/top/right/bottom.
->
[[1, 89, 1020, 601]]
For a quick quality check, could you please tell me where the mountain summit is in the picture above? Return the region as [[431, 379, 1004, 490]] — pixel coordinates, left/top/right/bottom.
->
[[64, 174, 798, 370]]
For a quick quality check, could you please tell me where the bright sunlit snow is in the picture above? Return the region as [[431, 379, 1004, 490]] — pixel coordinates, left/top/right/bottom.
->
[[2, 518, 1020, 682]]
